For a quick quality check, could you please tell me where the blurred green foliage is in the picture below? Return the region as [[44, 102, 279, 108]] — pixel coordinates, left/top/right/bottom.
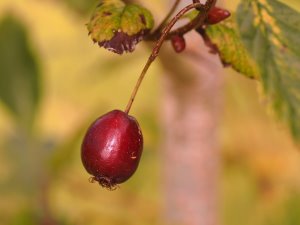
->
[[63, 0, 99, 15], [0, 14, 40, 129]]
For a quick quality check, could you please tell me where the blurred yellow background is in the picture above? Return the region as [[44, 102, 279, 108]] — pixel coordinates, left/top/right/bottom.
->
[[0, 0, 300, 225]]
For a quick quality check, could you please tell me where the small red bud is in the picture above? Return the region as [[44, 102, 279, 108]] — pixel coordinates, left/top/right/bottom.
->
[[171, 35, 186, 53], [206, 6, 231, 25]]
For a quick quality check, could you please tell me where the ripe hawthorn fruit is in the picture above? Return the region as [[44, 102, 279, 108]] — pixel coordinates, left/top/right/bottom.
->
[[81, 110, 143, 190], [171, 35, 186, 53], [206, 6, 231, 25]]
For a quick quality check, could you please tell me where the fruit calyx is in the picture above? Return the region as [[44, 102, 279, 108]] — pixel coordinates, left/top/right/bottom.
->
[[89, 176, 118, 191]]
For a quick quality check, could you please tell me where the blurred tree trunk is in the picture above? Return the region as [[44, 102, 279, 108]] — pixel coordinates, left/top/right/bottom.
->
[[159, 25, 224, 225]]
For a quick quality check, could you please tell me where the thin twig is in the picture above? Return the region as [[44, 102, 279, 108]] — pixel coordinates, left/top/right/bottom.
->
[[146, 0, 217, 41], [125, 1, 215, 114], [152, 0, 182, 37], [167, 0, 216, 38]]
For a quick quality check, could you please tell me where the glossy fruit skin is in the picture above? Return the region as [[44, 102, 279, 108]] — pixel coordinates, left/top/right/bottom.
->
[[81, 110, 143, 189], [206, 6, 231, 25], [171, 35, 186, 53]]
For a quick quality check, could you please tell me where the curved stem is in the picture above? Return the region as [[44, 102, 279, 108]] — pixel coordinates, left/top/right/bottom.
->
[[125, 1, 216, 114], [167, 0, 216, 38], [146, 0, 216, 41]]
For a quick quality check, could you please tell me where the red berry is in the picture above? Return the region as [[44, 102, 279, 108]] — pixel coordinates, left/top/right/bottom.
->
[[171, 35, 186, 53], [81, 110, 143, 190], [206, 6, 231, 25]]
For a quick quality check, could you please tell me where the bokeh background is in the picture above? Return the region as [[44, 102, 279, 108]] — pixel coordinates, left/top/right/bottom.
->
[[0, 0, 300, 225]]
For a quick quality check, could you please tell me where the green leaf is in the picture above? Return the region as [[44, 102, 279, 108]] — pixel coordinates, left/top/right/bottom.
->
[[206, 19, 259, 79], [0, 14, 41, 128], [237, 0, 300, 140], [87, 0, 154, 54]]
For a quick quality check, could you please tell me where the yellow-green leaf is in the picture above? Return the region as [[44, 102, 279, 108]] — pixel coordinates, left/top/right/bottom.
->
[[87, 0, 154, 54], [206, 19, 259, 79]]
